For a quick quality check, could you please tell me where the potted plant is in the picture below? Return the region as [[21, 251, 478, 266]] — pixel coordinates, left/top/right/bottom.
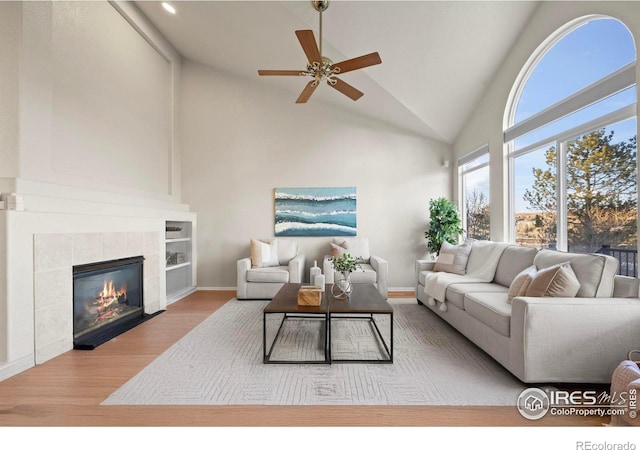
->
[[330, 252, 362, 298], [424, 197, 464, 256]]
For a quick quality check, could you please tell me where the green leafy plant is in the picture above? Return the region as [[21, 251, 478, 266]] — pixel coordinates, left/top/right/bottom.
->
[[330, 252, 362, 274], [424, 197, 464, 255]]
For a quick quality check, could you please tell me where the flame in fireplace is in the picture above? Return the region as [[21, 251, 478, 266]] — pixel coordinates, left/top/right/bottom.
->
[[84, 279, 128, 321], [99, 280, 127, 305]]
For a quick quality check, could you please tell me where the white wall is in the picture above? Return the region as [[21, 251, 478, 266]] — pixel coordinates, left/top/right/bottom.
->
[[180, 60, 452, 289], [454, 1, 640, 242], [0, 2, 21, 183], [0, 1, 194, 382], [15, 1, 181, 201]]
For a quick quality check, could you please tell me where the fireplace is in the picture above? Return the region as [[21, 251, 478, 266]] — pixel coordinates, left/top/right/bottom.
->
[[73, 256, 156, 349]]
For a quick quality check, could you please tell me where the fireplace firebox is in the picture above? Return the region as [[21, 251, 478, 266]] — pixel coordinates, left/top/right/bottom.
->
[[73, 256, 157, 350]]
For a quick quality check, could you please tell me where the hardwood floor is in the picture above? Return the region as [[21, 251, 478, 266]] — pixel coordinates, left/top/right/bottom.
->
[[0, 290, 609, 428]]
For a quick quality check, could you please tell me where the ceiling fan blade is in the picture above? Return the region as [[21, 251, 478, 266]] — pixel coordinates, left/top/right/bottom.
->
[[258, 70, 303, 76], [295, 30, 322, 64], [296, 80, 319, 104], [331, 52, 382, 75], [329, 78, 364, 101]]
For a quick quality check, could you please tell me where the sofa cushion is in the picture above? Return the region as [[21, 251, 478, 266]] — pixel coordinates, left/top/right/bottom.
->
[[508, 265, 537, 304], [246, 266, 290, 283], [434, 241, 472, 275], [533, 250, 618, 297], [446, 283, 509, 310], [463, 238, 486, 273], [348, 263, 377, 284], [332, 237, 370, 263], [250, 238, 279, 268], [494, 245, 538, 287], [526, 263, 580, 298], [418, 270, 429, 286], [277, 239, 298, 265], [613, 275, 640, 298], [464, 292, 512, 337]]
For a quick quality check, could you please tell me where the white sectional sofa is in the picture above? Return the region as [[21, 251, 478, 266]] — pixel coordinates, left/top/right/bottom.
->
[[416, 240, 640, 384]]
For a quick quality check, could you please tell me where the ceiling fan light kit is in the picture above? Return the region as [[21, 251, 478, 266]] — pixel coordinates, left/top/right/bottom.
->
[[258, 0, 382, 103]]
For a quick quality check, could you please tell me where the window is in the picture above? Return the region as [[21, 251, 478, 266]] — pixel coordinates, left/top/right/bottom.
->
[[506, 17, 637, 275], [460, 145, 490, 240], [512, 143, 557, 247]]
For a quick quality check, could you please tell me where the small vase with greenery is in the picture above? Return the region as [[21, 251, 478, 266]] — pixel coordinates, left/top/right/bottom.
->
[[330, 252, 362, 298], [331, 252, 362, 277], [424, 197, 464, 256]]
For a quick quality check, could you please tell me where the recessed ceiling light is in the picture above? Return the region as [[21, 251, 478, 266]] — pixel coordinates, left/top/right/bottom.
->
[[161, 2, 176, 15]]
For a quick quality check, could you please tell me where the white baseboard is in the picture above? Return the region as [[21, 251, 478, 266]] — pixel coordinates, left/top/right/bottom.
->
[[197, 286, 237, 291], [167, 286, 198, 304], [0, 354, 34, 382], [389, 287, 415, 292]]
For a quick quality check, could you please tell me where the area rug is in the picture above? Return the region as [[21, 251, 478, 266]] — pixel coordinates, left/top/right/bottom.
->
[[101, 298, 526, 406]]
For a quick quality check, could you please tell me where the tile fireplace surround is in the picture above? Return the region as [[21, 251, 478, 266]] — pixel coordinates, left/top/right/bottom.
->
[[33, 231, 162, 364]]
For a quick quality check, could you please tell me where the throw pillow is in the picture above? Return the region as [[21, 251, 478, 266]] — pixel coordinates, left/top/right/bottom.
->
[[330, 242, 348, 258], [525, 263, 580, 297], [433, 241, 472, 275], [277, 239, 298, 265], [508, 265, 537, 304], [608, 360, 640, 426], [250, 238, 279, 268], [344, 237, 371, 263]]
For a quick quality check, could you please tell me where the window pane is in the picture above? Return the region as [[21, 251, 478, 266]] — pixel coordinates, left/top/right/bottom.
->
[[515, 19, 635, 123], [463, 165, 490, 240], [514, 86, 636, 151], [461, 153, 489, 172], [565, 119, 637, 262], [513, 146, 557, 248]]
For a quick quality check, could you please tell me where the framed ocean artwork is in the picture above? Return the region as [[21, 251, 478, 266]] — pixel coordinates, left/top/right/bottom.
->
[[274, 187, 357, 236]]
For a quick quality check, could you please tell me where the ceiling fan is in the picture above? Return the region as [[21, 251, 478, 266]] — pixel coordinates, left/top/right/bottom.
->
[[258, 0, 382, 103]]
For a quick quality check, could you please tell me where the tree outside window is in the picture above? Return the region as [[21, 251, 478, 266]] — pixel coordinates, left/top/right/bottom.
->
[[466, 188, 490, 240], [523, 128, 637, 253], [460, 151, 490, 241]]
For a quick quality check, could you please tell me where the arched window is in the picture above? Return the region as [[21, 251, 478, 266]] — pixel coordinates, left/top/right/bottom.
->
[[505, 17, 637, 275]]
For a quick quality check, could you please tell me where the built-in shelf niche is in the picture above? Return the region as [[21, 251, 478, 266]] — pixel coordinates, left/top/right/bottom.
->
[[165, 220, 196, 303]]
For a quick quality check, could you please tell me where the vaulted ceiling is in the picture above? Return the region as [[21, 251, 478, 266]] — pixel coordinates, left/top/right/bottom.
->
[[135, 1, 540, 144]]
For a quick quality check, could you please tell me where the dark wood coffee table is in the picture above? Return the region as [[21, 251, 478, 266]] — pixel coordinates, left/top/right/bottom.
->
[[328, 283, 393, 363], [263, 283, 330, 364], [263, 283, 393, 364]]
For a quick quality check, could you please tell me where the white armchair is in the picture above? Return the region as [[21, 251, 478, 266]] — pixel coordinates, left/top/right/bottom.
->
[[323, 237, 388, 299], [237, 238, 305, 300]]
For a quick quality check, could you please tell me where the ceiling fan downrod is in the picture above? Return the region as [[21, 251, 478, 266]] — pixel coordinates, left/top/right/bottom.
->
[[313, 0, 328, 58], [302, 0, 337, 84]]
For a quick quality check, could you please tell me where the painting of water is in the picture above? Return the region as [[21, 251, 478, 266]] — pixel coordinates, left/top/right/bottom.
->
[[274, 187, 357, 236]]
